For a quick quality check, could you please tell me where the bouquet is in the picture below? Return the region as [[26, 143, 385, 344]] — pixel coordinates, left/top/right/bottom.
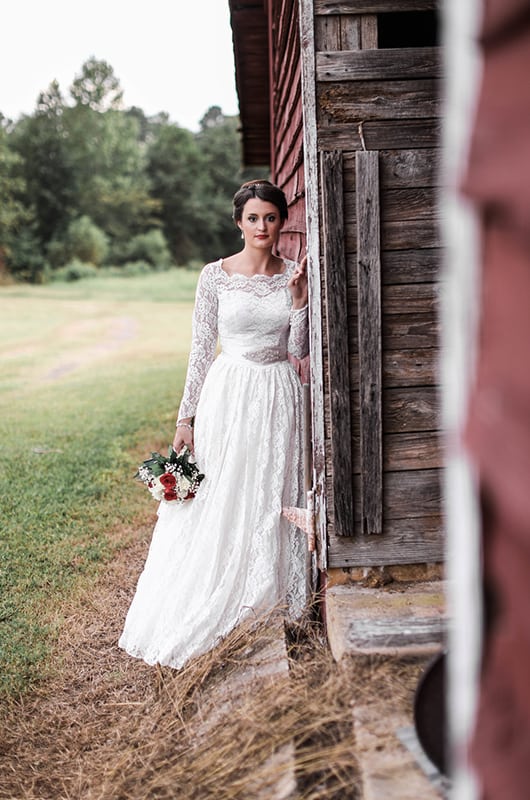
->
[[135, 445, 205, 503]]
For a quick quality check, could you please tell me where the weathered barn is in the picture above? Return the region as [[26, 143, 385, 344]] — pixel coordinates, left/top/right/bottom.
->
[[229, 0, 444, 580]]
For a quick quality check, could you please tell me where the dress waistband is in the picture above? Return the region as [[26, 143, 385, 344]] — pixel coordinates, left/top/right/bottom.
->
[[219, 347, 288, 367]]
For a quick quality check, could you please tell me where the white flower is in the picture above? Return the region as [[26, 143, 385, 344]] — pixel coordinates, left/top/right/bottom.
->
[[148, 476, 165, 501], [177, 475, 192, 496]]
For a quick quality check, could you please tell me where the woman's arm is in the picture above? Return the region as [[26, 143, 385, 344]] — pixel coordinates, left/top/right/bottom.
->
[[173, 264, 218, 453], [287, 256, 309, 360]]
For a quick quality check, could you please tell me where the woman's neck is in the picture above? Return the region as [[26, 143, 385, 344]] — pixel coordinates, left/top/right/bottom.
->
[[225, 247, 283, 277]]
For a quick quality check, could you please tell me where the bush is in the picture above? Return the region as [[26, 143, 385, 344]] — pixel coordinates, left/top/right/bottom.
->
[[5, 224, 48, 283], [51, 259, 98, 282], [48, 216, 109, 268], [120, 260, 153, 277], [110, 229, 172, 270]]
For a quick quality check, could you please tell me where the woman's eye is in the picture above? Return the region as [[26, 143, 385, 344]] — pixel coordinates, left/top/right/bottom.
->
[[247, 215, 257, 222], [267, 216, 276, 222]]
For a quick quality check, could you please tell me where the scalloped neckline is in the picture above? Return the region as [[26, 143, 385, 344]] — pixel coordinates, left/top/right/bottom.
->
[[217, 258, 290, 280]]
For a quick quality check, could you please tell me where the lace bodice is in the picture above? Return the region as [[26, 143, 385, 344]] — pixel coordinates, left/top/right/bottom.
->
[[178, 259, 309, 420]]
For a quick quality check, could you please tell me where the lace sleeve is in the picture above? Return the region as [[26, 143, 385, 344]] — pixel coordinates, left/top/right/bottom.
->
[[288, 305, 309, 360], [177, 264, 218, 419]]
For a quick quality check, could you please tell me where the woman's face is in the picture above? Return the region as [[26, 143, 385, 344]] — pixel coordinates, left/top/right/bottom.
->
[[238, 198, 284, 248]]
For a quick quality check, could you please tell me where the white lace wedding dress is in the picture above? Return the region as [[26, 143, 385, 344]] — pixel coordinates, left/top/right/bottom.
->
[[119, 258, 309, 669]]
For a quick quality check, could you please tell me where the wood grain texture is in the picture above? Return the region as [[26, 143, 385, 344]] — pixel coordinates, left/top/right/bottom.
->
[[321, 150, 355, 537], [351, 387, 441, 434], [315, 0, 437, 13], [347, 249, 441, 285], [356, 151, 383, 535], [317, 47, 442, 81], [299, 0, 328, 569], [328, 516, 443, 567], [318, 79, 441, 123], [317, 119, 441, 151]]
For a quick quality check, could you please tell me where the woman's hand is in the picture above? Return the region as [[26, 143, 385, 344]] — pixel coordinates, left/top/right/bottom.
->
[[287, 255, 308, 309], [173, 422, 194, 455]]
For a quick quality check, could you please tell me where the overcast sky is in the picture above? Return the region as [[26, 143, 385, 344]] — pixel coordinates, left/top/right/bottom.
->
[[0, 0, 240, 130]]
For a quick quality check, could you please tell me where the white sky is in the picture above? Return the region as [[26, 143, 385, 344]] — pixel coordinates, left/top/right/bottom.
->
[[0, 0, 240, 130]]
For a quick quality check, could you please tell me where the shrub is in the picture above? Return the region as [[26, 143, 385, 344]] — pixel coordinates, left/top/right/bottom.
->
[[120, 260, 153, 276], [51, 259, 98, 282], [122, 229, 172, 270], [48, 216, 109, 268], [5, 225, 48, 283]]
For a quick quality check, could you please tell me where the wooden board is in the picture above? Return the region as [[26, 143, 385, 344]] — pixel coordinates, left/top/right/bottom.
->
[[321, 150, 355, 537], [328, 516, 443, 567], [317, 47, 442, 81], [344, 148, 441, 188], [356, 151, 383, 535], [315, 0, 437, 13], [318, 79, 441, 123], [318, 119, 441, 151]]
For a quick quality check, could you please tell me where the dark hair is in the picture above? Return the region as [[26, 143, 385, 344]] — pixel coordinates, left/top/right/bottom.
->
[[232, 180, 288, 223]]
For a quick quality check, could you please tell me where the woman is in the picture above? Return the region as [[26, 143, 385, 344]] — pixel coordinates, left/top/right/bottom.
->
[[119, 180, 309, 669]]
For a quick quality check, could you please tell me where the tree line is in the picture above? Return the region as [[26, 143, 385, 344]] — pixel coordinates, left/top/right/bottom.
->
[[0, 58, 261, 282]]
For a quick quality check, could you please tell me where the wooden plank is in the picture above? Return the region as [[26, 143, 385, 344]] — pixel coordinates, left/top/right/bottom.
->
[[315, 13, 342, 50], [299, 0, 327, 569], [321, 150, 355, 538], [317, 118, 441, 151], [347, 249, 441, 285], [353, 431, 443, 472], [318, 79, 441, 123], [347, 280, 440, 312], [315, 0, 437, 13], [346, 187, 439, 223], [328, 517, 444, 567], [348, 311, 439, 351], [367, 468, 442, 519], [383, 348, 438, 387], [344, 149, 441, 189], [382, 312, 440, 350], [360, 14, 378, 49], [356, 150, 383, 535], [317, 47, 442, 82], [340, 13, 361, 49], [350, 348, 438, 387], [350, 387, 442, 434], [346, 218, 441, 251]]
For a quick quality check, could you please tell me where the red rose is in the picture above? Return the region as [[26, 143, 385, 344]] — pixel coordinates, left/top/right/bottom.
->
[[164, 489, 178, 501], [160, 473, 177, 488]]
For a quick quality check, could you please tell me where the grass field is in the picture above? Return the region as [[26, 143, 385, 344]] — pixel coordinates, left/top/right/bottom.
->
[[0, 269, 198, 696]]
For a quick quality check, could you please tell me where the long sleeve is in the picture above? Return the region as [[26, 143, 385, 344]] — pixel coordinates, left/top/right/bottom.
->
[[177, 264, 218, 420], [287, 304, 309, 360]]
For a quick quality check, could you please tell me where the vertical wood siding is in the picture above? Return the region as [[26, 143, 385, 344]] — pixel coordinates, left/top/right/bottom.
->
[[312, 2, 444, 566]]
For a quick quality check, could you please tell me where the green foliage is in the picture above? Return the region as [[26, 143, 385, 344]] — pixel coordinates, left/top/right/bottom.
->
[[11, 82, 76, 244], [0, 119, 32, 275], [70, 56, 123, 111], [1, 58, 258, 283], [111, 229, 173, 270], [47, 215, 108, 267], [50, 258, 99, 282]]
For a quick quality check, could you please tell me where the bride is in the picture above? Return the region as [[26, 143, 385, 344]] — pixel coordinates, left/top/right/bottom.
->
[[119, 180, 309, 669]]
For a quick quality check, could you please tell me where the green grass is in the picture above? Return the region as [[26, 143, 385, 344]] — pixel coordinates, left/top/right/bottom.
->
[[0, 271, 198, 696]]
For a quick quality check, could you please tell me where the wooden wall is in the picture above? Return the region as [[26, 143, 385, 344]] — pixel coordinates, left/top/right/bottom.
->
[[269, 0, 307, 262], [303, 0, 444, 567]]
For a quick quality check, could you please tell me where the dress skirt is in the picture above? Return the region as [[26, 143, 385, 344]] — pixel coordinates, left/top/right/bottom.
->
[[118, 352, 307, 669]]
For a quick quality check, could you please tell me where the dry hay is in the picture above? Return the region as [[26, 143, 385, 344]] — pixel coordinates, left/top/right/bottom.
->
[[0, 524, 361, 800]]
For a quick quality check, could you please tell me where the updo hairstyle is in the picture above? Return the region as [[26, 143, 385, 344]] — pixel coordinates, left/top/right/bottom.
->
[[232, 180, 288, 224]]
